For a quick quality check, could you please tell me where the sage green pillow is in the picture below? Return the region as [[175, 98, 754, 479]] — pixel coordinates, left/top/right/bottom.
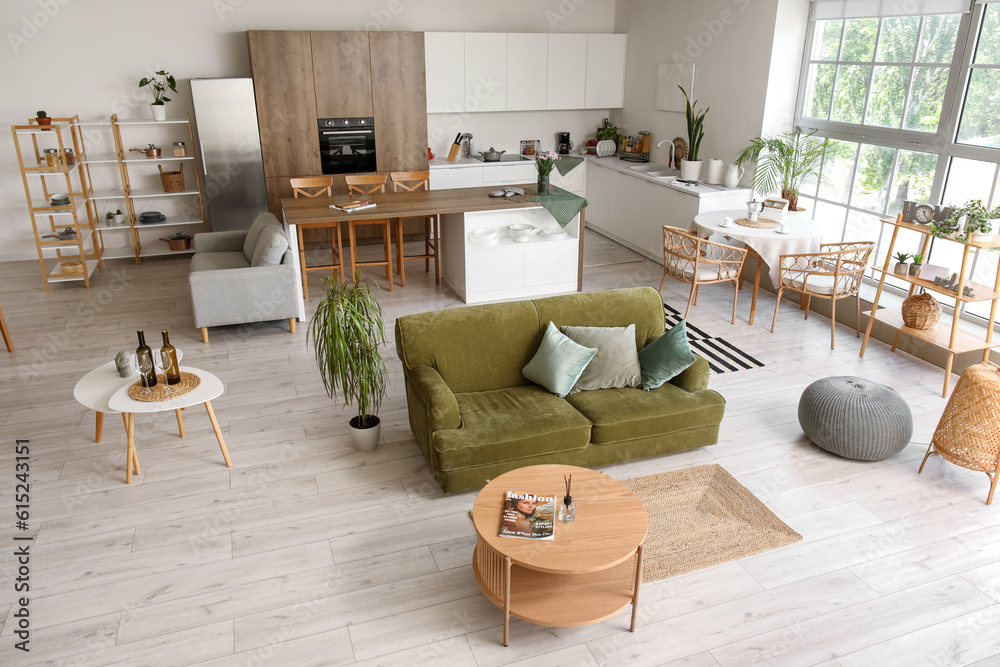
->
[[561, 324, 642, 392], [638, 319, 697, 390], [522, 321, 598, 397]]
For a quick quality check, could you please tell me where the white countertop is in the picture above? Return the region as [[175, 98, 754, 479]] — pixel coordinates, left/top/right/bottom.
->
[[429, 155, 538, 169], [586, 155, 752, 199]]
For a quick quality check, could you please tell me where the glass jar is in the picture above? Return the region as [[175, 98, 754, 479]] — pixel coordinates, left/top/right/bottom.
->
[[172, 141, 186, 157], [64, 148, 75, 166], [43, 148, 60, 168]]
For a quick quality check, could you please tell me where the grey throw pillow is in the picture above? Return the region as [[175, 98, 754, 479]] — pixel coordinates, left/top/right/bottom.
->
[[243, 213, 278, 261], [251, 226, 289, 266], [561, 324, 642, 392]]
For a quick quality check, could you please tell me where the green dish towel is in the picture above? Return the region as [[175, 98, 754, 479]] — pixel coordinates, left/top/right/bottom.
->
[[529, 186, 588, 228], [554, 156, 585, 175]]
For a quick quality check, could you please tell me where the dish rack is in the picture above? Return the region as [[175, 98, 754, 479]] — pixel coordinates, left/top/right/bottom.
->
[[619, 151, 649, 163]]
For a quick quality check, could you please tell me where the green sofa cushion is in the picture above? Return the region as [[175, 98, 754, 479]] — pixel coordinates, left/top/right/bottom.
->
[[433, 385, 592, 471], [565, 382, 726, 445], [562, 323, 642, 392], [533, 287, 666, 349], [638, 319, 697, 390], [522, 321, 598, 397]]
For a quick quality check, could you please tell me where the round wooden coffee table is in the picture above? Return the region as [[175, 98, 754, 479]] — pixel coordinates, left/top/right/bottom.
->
[[471, 464, 648, 646]]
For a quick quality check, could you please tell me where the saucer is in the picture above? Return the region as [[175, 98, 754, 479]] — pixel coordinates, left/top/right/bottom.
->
[[775, 229, 792, 234]]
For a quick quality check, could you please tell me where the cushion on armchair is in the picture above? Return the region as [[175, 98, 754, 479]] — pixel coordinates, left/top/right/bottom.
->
[[251, 226, 289, 266], [243, 212, 279, 261]]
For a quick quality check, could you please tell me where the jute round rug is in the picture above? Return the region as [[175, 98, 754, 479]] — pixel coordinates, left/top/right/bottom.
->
[[623, 464, 802, 583]]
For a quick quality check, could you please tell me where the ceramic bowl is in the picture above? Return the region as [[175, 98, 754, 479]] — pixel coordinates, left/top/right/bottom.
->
[[508, 223, 535, 243]]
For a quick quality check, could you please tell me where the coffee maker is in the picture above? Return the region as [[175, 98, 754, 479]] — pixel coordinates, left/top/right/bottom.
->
[[556, 131, 573, 155]]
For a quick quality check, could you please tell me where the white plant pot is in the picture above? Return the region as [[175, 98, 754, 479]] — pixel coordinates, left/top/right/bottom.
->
[[114, 213, 125, 225], [679, 159, 702, 182], [349, 415, 380, 452], [150, 104, 167, 121]]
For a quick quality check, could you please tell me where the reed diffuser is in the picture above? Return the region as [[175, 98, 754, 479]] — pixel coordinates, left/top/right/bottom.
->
[[559, 474, 576, 522]]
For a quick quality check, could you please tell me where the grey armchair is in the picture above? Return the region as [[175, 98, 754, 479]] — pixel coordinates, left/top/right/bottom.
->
[[188, 212, 299, 343]]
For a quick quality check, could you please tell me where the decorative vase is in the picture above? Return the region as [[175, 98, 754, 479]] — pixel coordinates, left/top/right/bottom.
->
[[679, 159, 702, 182], [150, 104, 167, 121], [349, 415, 380, 452], [537, 172, 550, 196]]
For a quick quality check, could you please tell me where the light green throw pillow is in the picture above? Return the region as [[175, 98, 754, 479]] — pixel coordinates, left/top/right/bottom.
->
[[522, 321, 598, 397], [561, 324, 642, 392], [638, 319, 697, 390]]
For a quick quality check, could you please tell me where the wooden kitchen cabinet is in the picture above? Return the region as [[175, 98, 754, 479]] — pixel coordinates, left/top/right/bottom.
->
[[425, 32, 465, 113], [311, 31, 374, 118], [547, 33, 588, 110], [585, 34, 627, 109], [247, 30, 321, 178], [370, 31, 429, 173], [507, 33, 548, 111], [464, 33, 507, 113]]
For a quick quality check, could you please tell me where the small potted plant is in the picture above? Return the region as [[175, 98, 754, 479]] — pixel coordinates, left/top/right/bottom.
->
[[114, 209, 126, 225], [35, 110, 52, 129], [893, 252, 911, 275], [596, 118, 620, 155], [910, 253, 924, 276], [937, 199, 1000, 243], [535, 150, 559, 196], [105, 211, 114, 226], [679, 86, 707, 182], [735, 128, 831, 212], [309, 271, 388, 452], [138, 69, 177, 121]]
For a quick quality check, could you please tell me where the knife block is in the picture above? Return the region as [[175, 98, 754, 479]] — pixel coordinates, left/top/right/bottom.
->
[[446, 142, 461, 162]]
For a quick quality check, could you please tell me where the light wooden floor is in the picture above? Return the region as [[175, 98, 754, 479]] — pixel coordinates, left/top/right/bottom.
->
[[0, 232, 997, 667]]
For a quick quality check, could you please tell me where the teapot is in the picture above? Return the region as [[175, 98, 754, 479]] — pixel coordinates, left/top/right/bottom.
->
[[725, 164, 744, 189], [478, 147, 506, 162]]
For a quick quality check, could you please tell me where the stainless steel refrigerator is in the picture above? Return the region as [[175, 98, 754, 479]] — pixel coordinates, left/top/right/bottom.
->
[[190, 78, 268, 232]]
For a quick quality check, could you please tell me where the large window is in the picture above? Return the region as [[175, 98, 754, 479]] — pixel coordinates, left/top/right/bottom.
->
[[796, 1, 1000, 324]]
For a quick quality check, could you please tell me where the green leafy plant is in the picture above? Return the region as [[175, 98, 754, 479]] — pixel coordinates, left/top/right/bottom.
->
[[596, 118, 620, 143], [735, 128, 831, 212], [138, 70, 177, 106], [912, 253, 924, 264], [679, 86, 707, 162], [893, 252, 911, 264], [934, 199, 1000, 242], [308, 271, 388, 429], [105, 211, 114, 220]]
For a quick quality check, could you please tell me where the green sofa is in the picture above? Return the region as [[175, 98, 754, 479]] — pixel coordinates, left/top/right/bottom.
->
[[394, 287, 726, 493]]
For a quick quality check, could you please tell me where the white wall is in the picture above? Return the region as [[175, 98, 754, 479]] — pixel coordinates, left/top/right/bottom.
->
[[0, 0, 616, 261]]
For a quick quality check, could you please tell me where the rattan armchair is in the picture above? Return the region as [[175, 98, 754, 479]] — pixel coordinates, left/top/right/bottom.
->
[[770, 241, 874, 349], [658, 226, 748, 323], [919, 362, 1000, 505]]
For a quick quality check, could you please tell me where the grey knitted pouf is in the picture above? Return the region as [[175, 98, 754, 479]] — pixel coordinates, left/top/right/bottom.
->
[[798, 376, 913, 461]]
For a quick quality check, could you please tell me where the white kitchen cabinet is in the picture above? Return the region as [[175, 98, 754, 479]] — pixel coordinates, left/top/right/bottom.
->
[[507, 33, 548, 111], [550, 161, 587, 196], [482, 163, 536, 186], [585, 34, 627, 109], [464, 33, 507, 113], [430, 167, 484, 190], [425, 32, 466, 113], [546, 33, 588, 110]]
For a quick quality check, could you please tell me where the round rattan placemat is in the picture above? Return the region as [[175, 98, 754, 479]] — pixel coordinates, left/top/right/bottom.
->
[[128, 372, 200, 402], [736, 216, 779, 229]]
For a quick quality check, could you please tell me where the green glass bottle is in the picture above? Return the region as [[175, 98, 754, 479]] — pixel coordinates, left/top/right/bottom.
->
[[160, 330, 181, 386], [135, 330, 157, 389]]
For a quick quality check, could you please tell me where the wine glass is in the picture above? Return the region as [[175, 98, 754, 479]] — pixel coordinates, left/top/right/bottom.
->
[[137, 355, 155, 395], [155, 349, 174, 393]]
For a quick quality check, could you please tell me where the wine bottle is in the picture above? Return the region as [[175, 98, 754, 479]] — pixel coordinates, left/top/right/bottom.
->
[[160, 330, 181, 386], [135, 330, 157, 389]]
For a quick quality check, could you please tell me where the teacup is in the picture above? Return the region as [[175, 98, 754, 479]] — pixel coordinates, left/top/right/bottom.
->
[[779, 222, 791, 233], [721, 216, 734, 228]]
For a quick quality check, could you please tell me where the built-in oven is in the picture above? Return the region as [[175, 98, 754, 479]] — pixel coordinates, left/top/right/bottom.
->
[[318, 117, 376, 175]]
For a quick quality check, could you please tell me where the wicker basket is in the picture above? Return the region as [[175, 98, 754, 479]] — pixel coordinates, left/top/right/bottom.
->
[[158, 163, 184, 193], [901, 292, 941, 329]]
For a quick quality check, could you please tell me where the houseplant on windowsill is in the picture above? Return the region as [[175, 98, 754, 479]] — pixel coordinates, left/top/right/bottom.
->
[[309, 271, 388, 452], [934, 199, 1000, 243], [535, 150, 559, 196], [138, 69, 177, 122], [679, 86, 707, 182], [735, 128, 830, 212]]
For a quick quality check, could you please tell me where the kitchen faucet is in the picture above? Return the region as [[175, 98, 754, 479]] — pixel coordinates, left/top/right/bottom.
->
[[656, 139, 675, 168]]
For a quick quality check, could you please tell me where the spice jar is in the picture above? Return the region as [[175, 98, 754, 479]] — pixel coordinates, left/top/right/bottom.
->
[[64, 148, 75, 166], [43, 148, 61, 168], [172, 141, 186, 157]]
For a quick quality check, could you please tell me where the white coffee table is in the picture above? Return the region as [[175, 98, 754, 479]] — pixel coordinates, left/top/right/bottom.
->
[[106, 366, 232, 484]]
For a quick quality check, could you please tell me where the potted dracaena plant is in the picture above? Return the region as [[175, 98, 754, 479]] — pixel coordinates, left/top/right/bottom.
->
[[138, 69, 177, 121], [735, 128, 831, 212], [679, 86, 707, 182], [308, 270, 388, 452]]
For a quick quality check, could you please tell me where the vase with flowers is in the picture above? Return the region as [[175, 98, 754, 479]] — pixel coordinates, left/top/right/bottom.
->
[[535, 150, 559, 196]]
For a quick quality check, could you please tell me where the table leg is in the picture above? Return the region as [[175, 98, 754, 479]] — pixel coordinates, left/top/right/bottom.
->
[[175, 409, 186, 438], [124, 413, 136, 483], [750, 258, 762, 325], [630, 544, 644, 632], [204, 400, 233, 467], [503, 555, 511, 647], [95, 411, 104, 443], [121, 413, 141, 478]]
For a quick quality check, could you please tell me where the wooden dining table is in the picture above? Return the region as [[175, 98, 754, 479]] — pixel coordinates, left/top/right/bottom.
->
[[280, 184, 585, 318]]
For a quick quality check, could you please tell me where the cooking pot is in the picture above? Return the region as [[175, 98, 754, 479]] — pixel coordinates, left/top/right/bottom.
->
[[131, 146, 161, 158], [478, 147, 506, 162], [160, 234, 192, 251]]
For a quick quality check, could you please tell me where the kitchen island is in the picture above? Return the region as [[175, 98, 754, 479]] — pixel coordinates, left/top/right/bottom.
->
[[280, 184, 583, 314]]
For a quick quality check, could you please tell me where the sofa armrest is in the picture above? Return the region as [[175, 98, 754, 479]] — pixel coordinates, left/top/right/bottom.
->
[[408, 365, 461, 431], [193, 230, 248, 254], [669, 355, 710, 393]]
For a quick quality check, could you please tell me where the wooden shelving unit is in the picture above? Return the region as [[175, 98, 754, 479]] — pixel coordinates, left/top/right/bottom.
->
[[79, 114, 206, 264], [11, 115, 103, 290], [860, 214, 1000, 396]]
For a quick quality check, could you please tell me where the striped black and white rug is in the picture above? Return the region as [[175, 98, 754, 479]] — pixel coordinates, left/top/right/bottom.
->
[[664, 303, 765, 375]]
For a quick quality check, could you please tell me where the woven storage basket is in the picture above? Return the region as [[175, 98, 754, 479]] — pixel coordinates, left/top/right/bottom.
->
[[901, 292, 941, 329], [920, 362, 1000, 504], [158, 163, 184, 193]]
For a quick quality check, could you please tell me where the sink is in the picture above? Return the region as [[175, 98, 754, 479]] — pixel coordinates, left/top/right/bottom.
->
[[646, 171, 676, 180], [629, 163, 669, 172]]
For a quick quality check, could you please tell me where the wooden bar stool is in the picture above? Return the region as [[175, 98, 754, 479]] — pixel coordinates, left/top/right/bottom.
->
[[0, 302, 12, 352], [344, 174, 393, 292], [390, 170, 439, 286], [289, 176, 343, 299]]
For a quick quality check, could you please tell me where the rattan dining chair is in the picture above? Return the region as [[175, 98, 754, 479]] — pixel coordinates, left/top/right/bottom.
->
[[289, 176, 341, 299], [770, 241, 874, 349], [918, 362, 1000, 504], [658, 225, 748, 323], [344, 173, 393, 292], [390, 170, 439, 286]]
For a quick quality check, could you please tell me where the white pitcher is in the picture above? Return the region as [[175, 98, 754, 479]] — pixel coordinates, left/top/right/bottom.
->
[[724, 163, 744, 189], [705, 158, 724, 185]]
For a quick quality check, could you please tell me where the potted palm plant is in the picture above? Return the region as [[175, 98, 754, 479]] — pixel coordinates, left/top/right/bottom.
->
[[309, 271, 388, 452], [679, 86, 707, 182], [735, 128, 831, 212], [138, 69, 177, 121]]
